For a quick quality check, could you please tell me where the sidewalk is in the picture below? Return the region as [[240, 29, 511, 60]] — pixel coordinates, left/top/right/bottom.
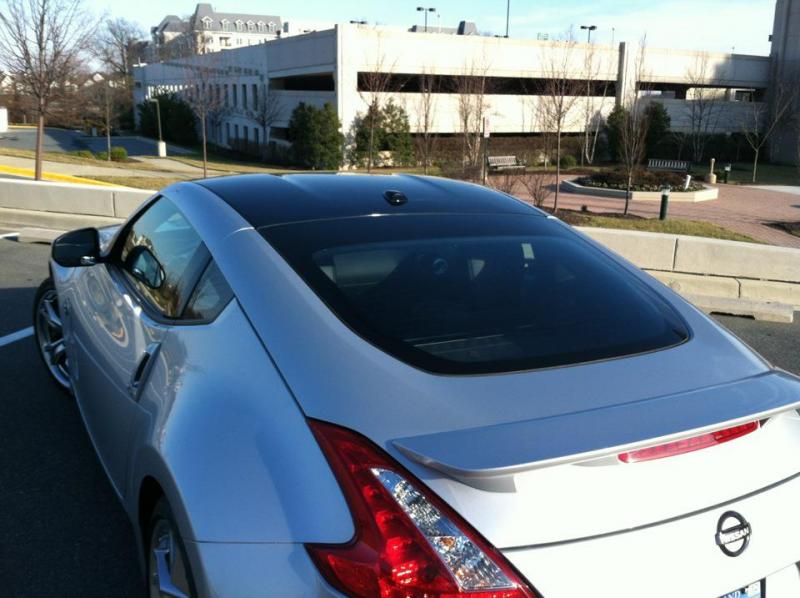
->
[[545, 178, 800, 248], [0, 154, 178, 179]]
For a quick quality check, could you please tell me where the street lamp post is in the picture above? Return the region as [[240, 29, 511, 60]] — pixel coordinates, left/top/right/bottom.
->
[[505, 0, 510, 38], [580, 24, 597, 44], [579, 26, 597, 167], [416, 6, 435, 33], [148, 97, 166, 157]]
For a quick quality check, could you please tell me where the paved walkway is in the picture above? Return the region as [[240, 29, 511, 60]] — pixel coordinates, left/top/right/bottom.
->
[[134, 157, 225, 175], [743, 185, 800, 196], [0, 154, 179, 179], [541, 178, 800, 248], [0, 153, 230, 182]]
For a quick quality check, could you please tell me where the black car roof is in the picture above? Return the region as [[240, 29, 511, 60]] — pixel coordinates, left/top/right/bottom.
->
[[195, 174, 541, 229]]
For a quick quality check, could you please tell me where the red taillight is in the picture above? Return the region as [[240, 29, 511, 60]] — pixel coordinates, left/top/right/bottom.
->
[[306, 420, 537, 598], [618, 421, 760, 464]]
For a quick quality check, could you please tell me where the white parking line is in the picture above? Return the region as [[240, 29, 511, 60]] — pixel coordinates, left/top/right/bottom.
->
[[0, 327, 34, 348], [0, 232, 20, 240]]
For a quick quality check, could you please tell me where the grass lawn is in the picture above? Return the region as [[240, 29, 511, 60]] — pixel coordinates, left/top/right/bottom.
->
[[0, 147, 172, 171], [172, 152, 445, 177], [722, 162, 800, 186], [89, 175, 187, 190], [557, 210, 760, 243], [169, 153, 313, 174]]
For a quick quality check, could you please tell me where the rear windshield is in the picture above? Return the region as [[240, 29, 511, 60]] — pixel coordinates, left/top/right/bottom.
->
[[262, 214, 689, 375]]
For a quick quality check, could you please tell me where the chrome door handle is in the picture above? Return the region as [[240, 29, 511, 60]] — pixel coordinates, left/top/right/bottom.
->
[[128, 342, 161, 401]]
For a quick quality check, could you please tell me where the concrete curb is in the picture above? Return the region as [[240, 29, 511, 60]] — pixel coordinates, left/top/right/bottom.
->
[[17, 227, 64, 244], [683, 294, 795, 323], [578, 227, 800, 308], [562, 179, 719, 202], [0, 164, 125, 187]]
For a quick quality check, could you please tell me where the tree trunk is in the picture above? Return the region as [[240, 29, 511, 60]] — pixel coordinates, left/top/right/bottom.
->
[[201, 115, 208, 178], [553, 127, 561, 213], [105, 90, 112, 162], [752, 147, 760, 184], [423, 135, 429, 175], [35, 108, 45, 181], [367, 106, 375, 173], [624, 171, 633, 216]]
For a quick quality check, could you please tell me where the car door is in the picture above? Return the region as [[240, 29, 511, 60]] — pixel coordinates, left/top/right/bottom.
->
[[67, 196, 210, 496]]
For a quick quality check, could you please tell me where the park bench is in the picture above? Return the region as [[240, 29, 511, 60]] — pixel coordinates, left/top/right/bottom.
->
[[488, 155, 526, 172], [647, 158, 690, 173]]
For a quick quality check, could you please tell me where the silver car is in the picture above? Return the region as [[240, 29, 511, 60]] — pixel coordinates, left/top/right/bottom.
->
[[35, 174, 800, 598]]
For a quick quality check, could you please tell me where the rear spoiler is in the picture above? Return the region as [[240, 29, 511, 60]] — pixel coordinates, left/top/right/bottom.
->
[[393, 371, 800, 493]]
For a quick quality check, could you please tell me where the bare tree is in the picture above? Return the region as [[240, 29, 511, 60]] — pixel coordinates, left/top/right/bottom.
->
[[358, 35, 395, 172], [581, 43, 611, 166], [616, 40, 650, 215], [0, 0, 96, 179], [455, 58, 490, 179], [538, 32, 583, 212], [182, 50, 227, 177], [206, 85, 229, 149], [519, 171, 555, 208], [95, 18, 145, 81], [797, 119, 800, 178], [415, 70, 438, 174], [685, 55, 723, 164], [81, 76, 127, 159], [490, 171, 519, 195], [740, 78, 798, 183], [250, 82, 282, 157]]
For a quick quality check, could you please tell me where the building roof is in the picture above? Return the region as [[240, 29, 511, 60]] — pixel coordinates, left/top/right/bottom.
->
[[153, 15, 188, 35], [191, 3, 282, 32]]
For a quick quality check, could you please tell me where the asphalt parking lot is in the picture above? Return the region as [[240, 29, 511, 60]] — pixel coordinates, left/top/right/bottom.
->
[[0, 127, 188, 157], [0, 238, 143, 597], [0, 237, 798, 596]]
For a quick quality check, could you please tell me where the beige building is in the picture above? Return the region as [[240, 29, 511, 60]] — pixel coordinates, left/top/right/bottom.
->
[[150, 4, 283, 58], [134, 2, 796, 165]]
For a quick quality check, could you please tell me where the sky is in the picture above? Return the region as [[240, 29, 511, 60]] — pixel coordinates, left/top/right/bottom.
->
[[88, 0, 777, 56]]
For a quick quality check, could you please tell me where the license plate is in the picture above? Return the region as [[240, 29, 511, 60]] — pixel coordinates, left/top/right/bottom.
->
[[720, 580, 763, 598]]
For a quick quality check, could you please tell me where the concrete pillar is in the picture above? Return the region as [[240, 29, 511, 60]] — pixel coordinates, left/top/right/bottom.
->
[[157, 141, 167, 157], [0, 107, 7, 133], [615, 42, 636, 108], [769, 0, 800, 165]]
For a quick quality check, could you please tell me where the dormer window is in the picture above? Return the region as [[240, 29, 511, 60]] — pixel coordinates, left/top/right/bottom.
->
[[221, 19, 230, 31], [235, 20, 244, 32], [267, 21, 276, 32], [201, 16, 212, 30], [247, 20, 255, 32], [257, 21, 265, 32]]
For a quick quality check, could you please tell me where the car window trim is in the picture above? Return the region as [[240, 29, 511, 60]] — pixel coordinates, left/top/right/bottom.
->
[[109, 194, 214, 325], [179, 259, 236, 324]]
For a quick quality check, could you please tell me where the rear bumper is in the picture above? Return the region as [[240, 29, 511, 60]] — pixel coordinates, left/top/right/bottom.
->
[[503, 472, 800, 598]]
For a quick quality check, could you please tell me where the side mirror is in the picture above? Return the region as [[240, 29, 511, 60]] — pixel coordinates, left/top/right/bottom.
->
[[52, 228, 101, 268], [125, 246, 165, 289]]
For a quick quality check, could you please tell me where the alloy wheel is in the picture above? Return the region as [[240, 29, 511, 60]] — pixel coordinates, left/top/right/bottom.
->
[[35, 289, 70, 390], [149, 519, 191, 598]]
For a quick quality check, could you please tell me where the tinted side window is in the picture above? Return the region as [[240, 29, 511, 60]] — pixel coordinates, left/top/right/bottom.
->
[[183, 260, 234, 321], [120, 198, 209, 318]]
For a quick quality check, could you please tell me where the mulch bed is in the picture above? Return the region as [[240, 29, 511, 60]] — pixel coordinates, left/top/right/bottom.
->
[[768, 221, 800, 238], [543, 208, 645, 225]]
